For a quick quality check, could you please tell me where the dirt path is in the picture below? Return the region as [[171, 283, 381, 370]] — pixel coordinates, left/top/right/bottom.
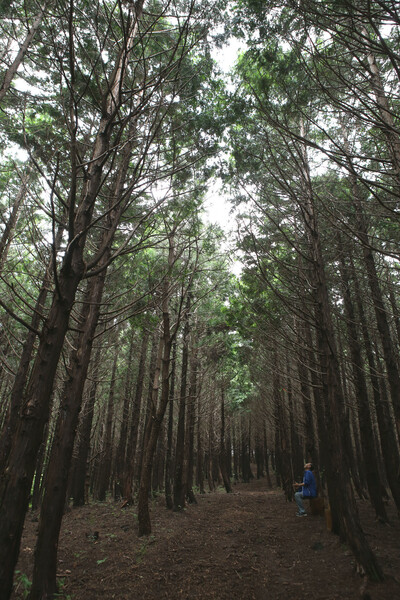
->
[[13, 479, 400, 599]]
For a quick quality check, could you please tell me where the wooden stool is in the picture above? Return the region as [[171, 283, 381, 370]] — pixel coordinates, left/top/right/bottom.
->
[[309, 497, 325, 516]]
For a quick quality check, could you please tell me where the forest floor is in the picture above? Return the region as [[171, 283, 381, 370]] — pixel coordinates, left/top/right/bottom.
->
[[12, 477, 400, 600]]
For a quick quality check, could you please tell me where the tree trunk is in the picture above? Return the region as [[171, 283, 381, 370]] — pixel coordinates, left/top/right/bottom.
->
[[298, 146, 383, 579], [114, 331, 136, 499], [0, 5, 144, 588], [196, 392, 205, 494], [184, 349, 198, 503], [96, 349, 119, 502], [386, 273, 400, 348], [339, 250, 388, 522], [137, 235, 179, 536], [0, 7, 45, 102], [0, 221, 65, 473], [152, 423, 166, 492], [0, 270, 87, 599], [173, 294, 191, 511], [0, 168, 32, 272], [123, 329, 149, 503], [232, 418, 239, 483], [137, 331, 171, 535], [135, 329, 158, 492], [361, 25, 400, 178], [30, 422, 51, 513], [241, 414, 252, 483], [206, 406, 215, 491], [272, 348, 292, 498], [351, 258, 400, 514], [287, 366, 303, 479], [219, 387, 232, 493], [341, 119, 400, 433], [164, 341, 177, 509], [71, 346, 102, 507], [358, 209, 400, 434], [263, 424, 273, 488], [28, 283, 110, 598]]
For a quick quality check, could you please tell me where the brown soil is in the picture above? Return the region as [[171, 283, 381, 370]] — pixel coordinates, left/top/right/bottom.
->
[[12, 478, 400, 600]]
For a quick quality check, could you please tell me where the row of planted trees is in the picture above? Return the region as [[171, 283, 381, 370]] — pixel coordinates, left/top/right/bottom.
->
[[0, 1, 244, 598], [1, 0, 400, 596], [0, 2, 277, 599], [226, 0, 400, 583]]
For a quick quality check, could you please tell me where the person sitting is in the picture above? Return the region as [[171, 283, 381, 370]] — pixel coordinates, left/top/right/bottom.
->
[[293, 462, 317, 517]]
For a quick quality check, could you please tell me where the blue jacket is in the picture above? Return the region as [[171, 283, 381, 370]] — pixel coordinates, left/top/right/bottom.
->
[[301, 470, 317, 498]]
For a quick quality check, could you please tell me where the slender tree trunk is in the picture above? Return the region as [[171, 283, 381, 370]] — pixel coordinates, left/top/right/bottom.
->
[[263, 424, 273, 488], [96, 349, 119, 502], [196, 392, 205, 494], [185, 348, 198, 503], [137, 331, 171, 535], [71, 346, 102, 507], [361, 25, 400, 177], [274, 384, 292, 498], [298, 150, 383, 579], [30, 422, 50, 513], [301, 321, 328, 496], [28, 282, 109, 597], [0, 221, 64, 473], [295, 322, 317, 465], [0, 7, 45, 102], [339, 250, 388, 522], [255, 431, 264, 480], [351, 259, 400, 514], [386, 274, 400, 348], [152, 423, 166, 492], [135, 330, 158, 491], [232, 418, 239, 483], [0, 270, 88, 599], [241, 414, 252, 483], [123, 330, 149, 503], [342, 120, 400, 433], [207, 407, 215, 491], [358, 209, 400, 433], [0, 6, 144, 587], [287, 366, 303, 479], [0, 168, 32, 272], [336, 326, 367, 501], [137, 236, 179, 536], [173, 296, 191, 511], [114, 332, 136, 498], [219, 387, 232, 493], [225, 418, 232, 481], [164, 341, 177, 509]]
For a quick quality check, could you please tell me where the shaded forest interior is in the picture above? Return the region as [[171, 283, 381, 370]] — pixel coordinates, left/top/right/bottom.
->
[[11, 479, 400, 600], [1, 1, 400, 599]]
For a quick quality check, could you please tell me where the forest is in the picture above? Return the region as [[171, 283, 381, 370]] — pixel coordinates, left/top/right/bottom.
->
[[0, 1, 400, 599]]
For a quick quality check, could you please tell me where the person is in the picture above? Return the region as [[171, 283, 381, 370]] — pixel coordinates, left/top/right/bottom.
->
[[293, 462, 317, 517]]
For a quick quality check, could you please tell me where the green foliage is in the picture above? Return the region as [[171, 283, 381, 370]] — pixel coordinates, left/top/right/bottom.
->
[[226, 355, 254, 411], [14, 571, 32, 599], [136, 536, 156, 565]]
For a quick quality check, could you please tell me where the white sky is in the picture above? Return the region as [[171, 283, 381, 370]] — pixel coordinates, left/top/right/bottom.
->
[[203, 37, 244, 275]]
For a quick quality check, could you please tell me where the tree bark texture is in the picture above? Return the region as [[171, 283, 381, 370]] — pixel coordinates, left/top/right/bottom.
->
[[164, 341, 177, 509], [123, 330, 149, 503], [219, 387, 232, 493], [71, 346, 102, 507], [173, 297, 190, 511], [339, 251, 388, 522], [95, 349, 119, 502]]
